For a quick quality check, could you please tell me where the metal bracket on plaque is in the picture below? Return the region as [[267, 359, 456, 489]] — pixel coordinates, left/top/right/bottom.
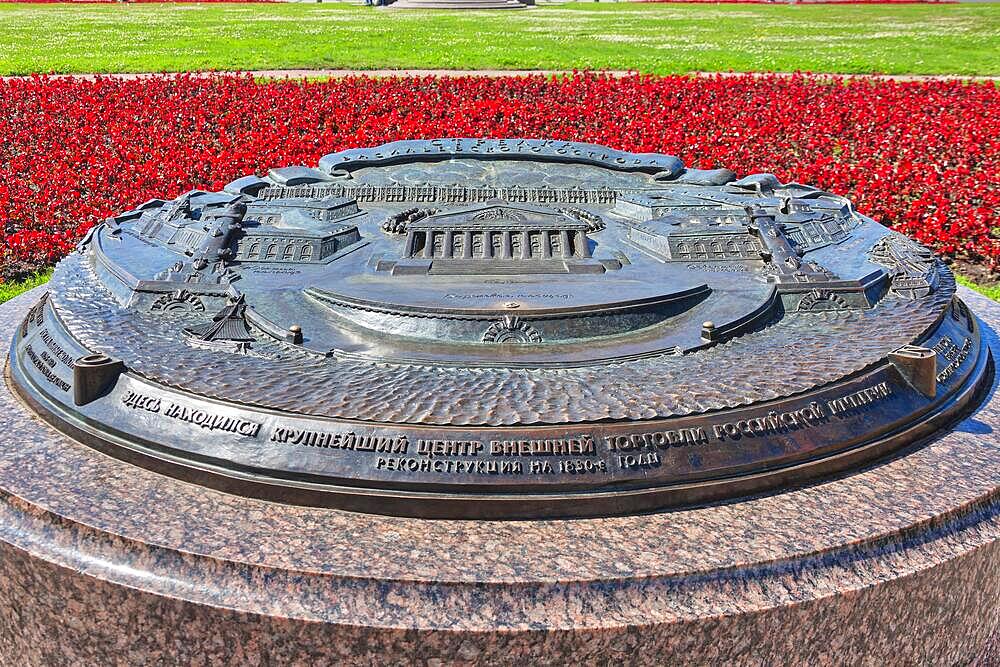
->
[[888, 345, 937, 398], [73, 354, 125, 406]]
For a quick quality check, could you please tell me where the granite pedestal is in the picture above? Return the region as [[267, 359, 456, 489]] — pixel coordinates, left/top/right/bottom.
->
[[0, 285, 996, 664]]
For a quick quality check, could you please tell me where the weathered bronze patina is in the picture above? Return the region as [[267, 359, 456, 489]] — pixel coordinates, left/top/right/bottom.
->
[[8, 139, 992, 518]]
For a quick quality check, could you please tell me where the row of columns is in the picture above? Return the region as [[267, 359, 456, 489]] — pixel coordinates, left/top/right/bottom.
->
[[408, 229, 591, 260]]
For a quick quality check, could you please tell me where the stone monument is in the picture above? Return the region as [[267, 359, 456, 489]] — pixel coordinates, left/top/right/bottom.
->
[[1, 139, 997, 663]]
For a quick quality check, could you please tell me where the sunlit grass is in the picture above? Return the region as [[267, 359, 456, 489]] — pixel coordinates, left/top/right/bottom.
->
[[957, 275, 1000, 302], [0, 270, 52, 304], [0, 3, 997, 76]]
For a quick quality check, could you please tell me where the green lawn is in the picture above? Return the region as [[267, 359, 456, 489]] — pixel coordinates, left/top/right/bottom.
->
[[0, 2, 997, 76], [957, 275, 1000, 302], [0, 270, 51, 304]]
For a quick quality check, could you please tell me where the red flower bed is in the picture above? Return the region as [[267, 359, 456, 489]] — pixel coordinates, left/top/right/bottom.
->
[[0, 72, 997, 280]]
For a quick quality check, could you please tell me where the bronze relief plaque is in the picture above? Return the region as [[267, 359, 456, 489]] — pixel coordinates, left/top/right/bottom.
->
[[8, 139, 992, 518]]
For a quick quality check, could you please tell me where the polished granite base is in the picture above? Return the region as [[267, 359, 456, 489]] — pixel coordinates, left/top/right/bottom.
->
[[0, 285, 997, 665]]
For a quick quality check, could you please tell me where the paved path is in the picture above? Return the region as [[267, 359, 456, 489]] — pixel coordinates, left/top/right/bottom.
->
[[3, 69, 998, 81]]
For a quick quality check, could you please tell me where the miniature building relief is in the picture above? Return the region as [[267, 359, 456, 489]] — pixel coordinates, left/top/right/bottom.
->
[[21, 139, 982, 520]]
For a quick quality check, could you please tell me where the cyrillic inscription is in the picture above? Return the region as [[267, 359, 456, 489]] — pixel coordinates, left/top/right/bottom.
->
[[826, 382, 893, 415], [605, 428, 709, 451], [24, 344, 70, 392], [376, 457, 524, 475], [38, 328, 76, 367], [934, 336, 973, 383], [617, 452, 662, 469], [687, 263, 750, 273], [271, 427, 409, 453], [489, 436, 596, 456], [163, 403, 261, 437], [260, 183, 621, 206], [20, 294, 48, 339], [121, 390, 162, 413], [416, 439, 481, 457], [443, 292, 571, 301], [712, 384, 892, 441]]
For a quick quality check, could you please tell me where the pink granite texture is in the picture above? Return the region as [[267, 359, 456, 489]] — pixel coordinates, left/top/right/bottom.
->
[[0, 286, 997, 665]]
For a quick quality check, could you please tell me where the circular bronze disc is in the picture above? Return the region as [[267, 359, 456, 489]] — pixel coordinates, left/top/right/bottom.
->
[[8, 139, 992, 518]]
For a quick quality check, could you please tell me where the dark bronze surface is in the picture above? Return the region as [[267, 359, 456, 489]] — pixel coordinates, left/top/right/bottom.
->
[[7, 138, 993, 518]]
